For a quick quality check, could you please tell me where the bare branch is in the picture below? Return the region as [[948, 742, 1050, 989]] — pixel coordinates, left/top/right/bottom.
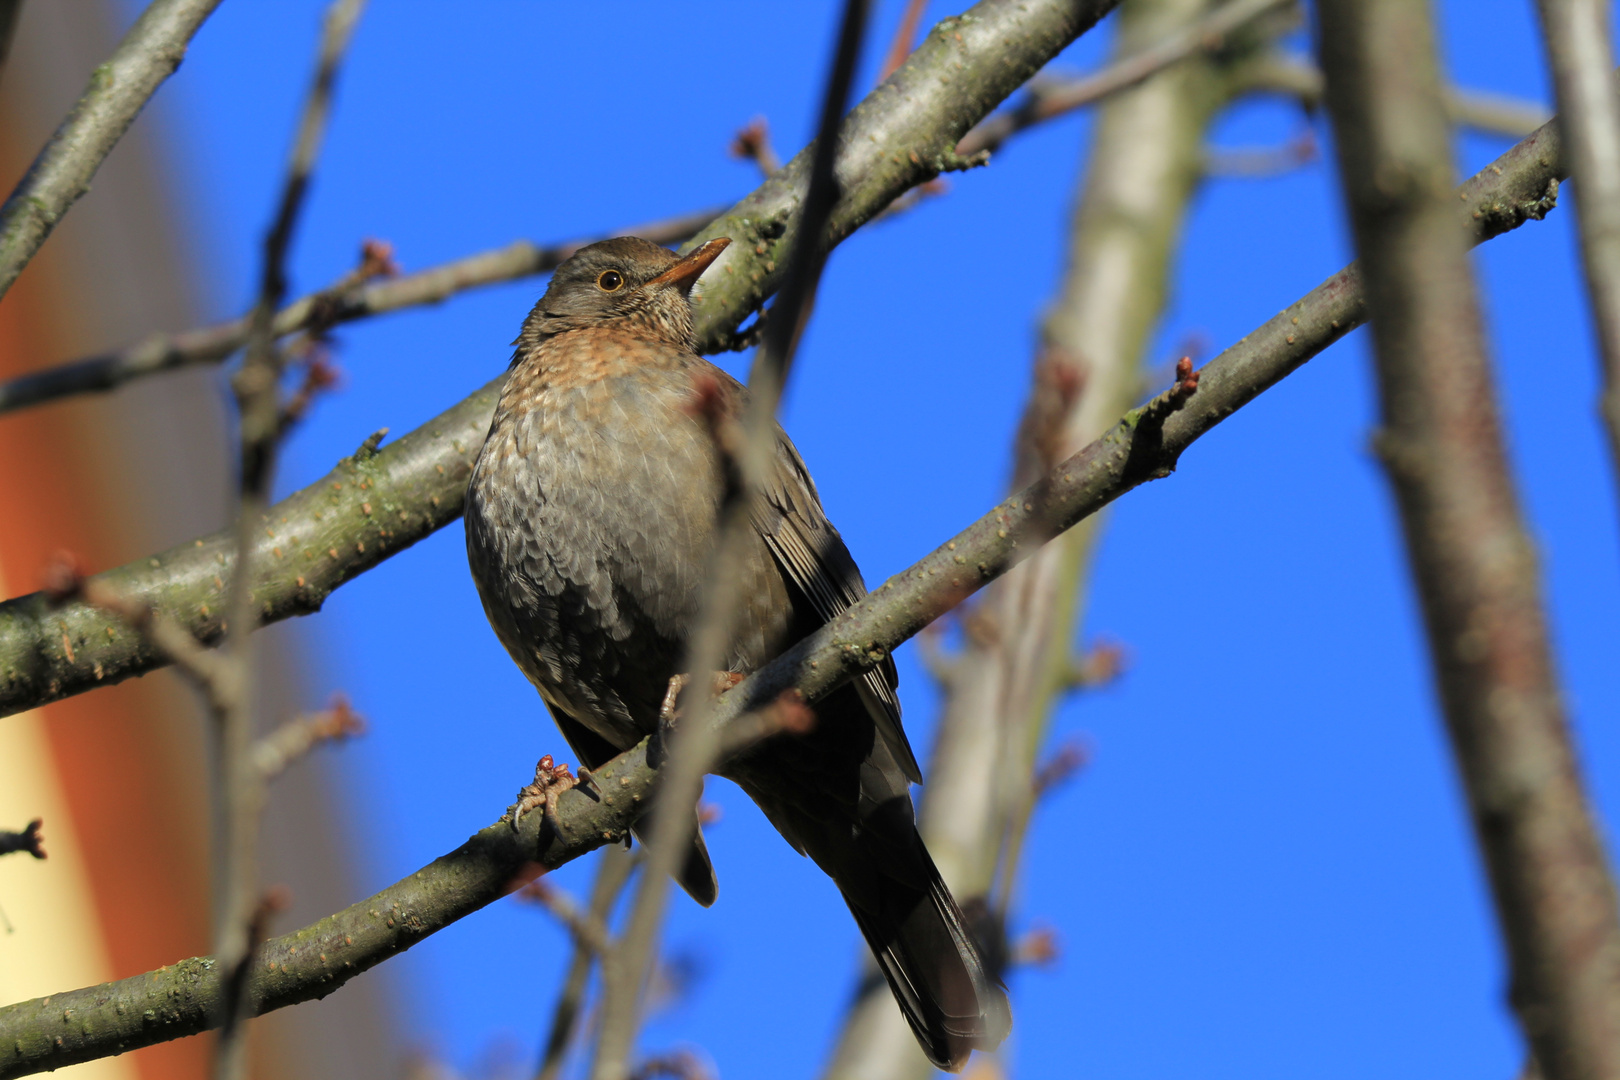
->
[[681, 0, 1123, 352], [0, 209, 718, 418], [1235, 52, 1553, 138], [629, 1050, 714, 1080], [1533, 0, 1620, 532], [536, 847, 638, 1080], [40, 551, 239, 711], [0, 0, 224, 304], [514, 880, 614, 957], [0, 0, 1121, 425], [251, 696, 366, 783], [1202, 128, 1317, 177], [1318, 4, 1620, 1080], [0, 820, 44, 861], [956, 0, 1294, 159]]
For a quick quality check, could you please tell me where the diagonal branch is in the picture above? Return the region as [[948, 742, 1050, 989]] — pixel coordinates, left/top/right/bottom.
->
[[956, 0, 1293, 159], [0, 0, 224, 304], [1233, 53, 1552, 139], [0, 86, 1568, 725], [0, 0, 1119, 419], [678, 0, 1121, 352], [0, 0, 1125, 721], [0, 107, 1575, 1078], [0, 208, 722, 418]]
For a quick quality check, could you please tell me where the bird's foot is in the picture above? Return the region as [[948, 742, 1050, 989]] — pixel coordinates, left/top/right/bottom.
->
[[504, 754, 578, 834], [657, 671, 747, 729]]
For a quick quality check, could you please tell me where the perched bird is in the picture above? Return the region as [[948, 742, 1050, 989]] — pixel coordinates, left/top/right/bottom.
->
[[465, 235, 1010, 1070]]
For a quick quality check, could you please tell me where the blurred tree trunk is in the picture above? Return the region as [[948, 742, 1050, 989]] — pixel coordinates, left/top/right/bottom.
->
[[819, 0, 1247, 1074]]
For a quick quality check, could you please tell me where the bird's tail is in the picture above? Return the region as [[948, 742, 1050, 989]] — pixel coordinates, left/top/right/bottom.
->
[[839, 852, 1011, 1072]]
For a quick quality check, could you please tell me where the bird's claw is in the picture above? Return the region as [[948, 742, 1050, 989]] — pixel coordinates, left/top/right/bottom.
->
[[658, 671, 747, 731], [505, 754, 578, 835]]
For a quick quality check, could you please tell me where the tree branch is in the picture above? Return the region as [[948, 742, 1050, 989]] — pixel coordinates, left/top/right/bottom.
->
[[956, 0, 1293, 159], [537, 846, 639, 1080], [251, 696, 365, 782], [679, 0, 1122, 352], [1317, 4, 1620, 1080], [0, 208, 722, 418], [0, 99, 1577, 1077], [0, 0, 224, 304], [0, 0, 1126, 719], [1233, 52, 1552, 139], [1533, 0, 1620, 533]]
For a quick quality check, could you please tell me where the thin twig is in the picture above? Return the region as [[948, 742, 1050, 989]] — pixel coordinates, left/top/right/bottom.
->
[[1, 0, 1122, 421], [0, 820, 44, 860], [0, 209, 719, 418], [877, 0, 931, 82], [1202, 128, 1317, 177], [728, 118, 781, 176], [536, 846, 638, 1080], [1318, 5, 1620, 1080], [1534, 0, 1620, 537], [956, 0, 1293, 159], [0, 0, 224, 304], [0, 113, 1579, 1076], [515, 880, 614, 957], [251, 696, 366, 783], [590, 6, 873, 1078], [214, 4, 367, 1078], [1235, 52, 1553, 138]]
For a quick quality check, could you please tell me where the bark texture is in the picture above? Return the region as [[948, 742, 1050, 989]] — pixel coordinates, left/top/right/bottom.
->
[[1318, 3, 1620, 1078]]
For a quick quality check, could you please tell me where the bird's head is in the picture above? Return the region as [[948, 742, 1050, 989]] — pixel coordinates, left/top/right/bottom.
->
[[516, 235, 731, 352]]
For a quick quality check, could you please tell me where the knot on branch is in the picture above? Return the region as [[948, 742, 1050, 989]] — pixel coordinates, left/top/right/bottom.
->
[[304, 237, 400, 334], [1122, 356, 1201, 483], [1471, 177, 1559, 242]]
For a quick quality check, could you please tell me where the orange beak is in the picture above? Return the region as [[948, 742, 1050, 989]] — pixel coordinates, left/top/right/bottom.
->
[[647, 237, 731, 293]]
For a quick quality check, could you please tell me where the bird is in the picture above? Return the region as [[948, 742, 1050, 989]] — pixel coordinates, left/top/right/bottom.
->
[[464, 235, 1010, 1071]]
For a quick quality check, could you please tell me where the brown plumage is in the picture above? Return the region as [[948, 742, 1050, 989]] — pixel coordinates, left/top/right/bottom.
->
[[464, 236, 1009, 1070]]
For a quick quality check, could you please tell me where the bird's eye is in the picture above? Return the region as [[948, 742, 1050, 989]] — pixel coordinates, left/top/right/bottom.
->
[[597, 270, 624, 292]]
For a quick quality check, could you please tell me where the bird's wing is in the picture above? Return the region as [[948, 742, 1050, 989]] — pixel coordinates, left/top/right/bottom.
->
[[753, 429, 923, 784]]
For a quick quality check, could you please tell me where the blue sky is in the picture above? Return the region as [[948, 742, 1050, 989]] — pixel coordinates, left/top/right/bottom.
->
[[129, 1, 1618, 1077]]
